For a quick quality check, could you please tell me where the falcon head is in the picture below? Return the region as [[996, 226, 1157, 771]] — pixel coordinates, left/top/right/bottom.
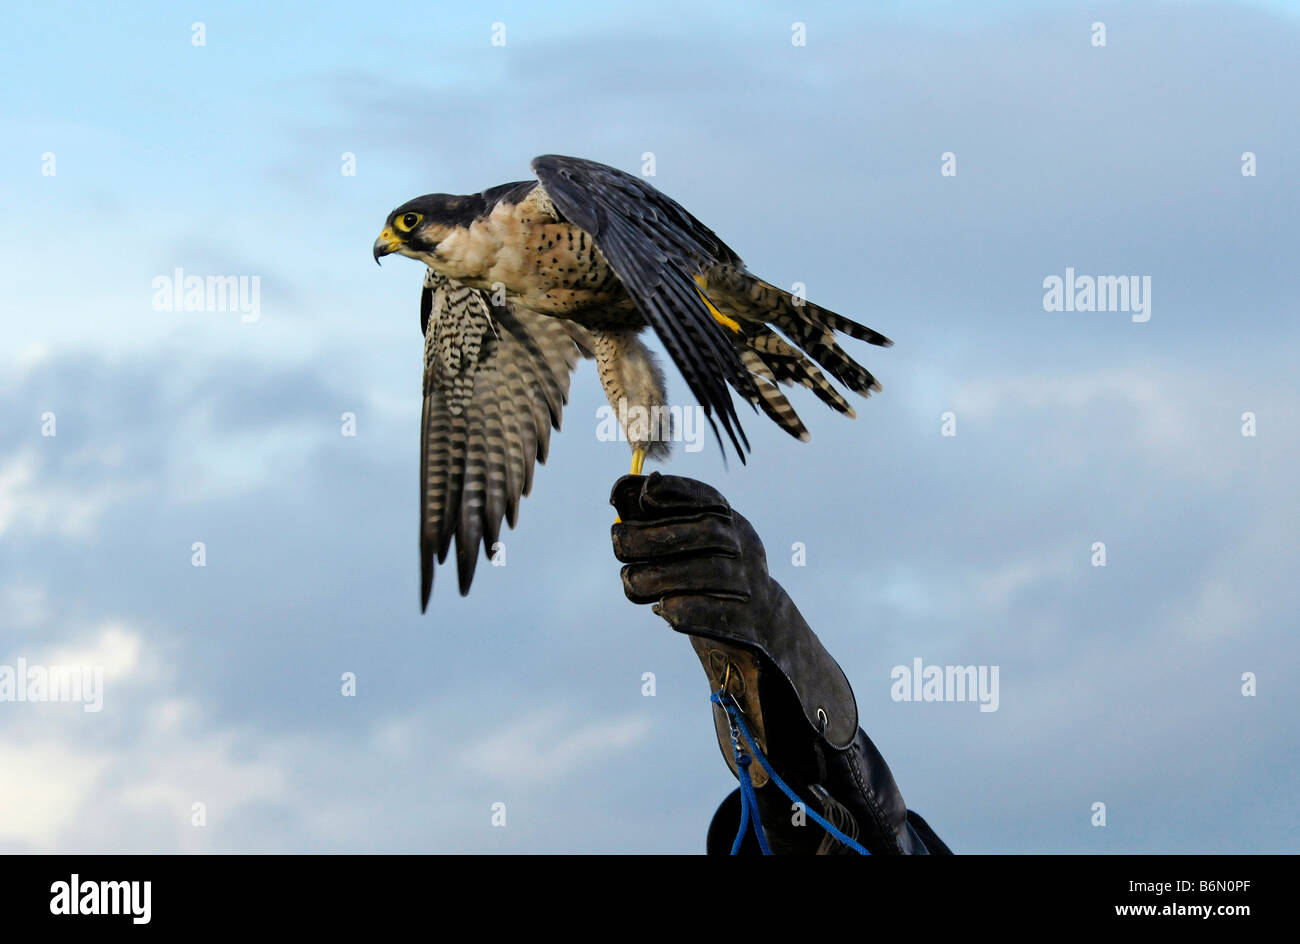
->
[[373, 193, 484, 267]]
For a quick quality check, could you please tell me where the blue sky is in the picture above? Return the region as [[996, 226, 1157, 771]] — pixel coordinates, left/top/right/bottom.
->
[[0, 0, 1297, 852]]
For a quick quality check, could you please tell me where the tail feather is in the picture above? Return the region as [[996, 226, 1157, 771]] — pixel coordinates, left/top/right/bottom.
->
[[738, 348, 810, 441], [703, 266, 887, 398], [701, 266, 888, 437], [705, 266, 892, 346], [744, 327, 857, 416]]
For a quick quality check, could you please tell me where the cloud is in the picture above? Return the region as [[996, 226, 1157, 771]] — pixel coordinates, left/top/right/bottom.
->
[[458, 711, 651, 785], [0, 741, 110, 848], [0, 605, 653, 852], [0, 447, 136, 540]]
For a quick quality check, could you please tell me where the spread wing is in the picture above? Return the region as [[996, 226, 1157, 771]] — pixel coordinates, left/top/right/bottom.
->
[[531, 154, 760, 462], [419, 269, 591, 607]]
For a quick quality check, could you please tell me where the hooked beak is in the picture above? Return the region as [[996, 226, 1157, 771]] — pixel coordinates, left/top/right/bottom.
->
[[373, 228, 401, 265]]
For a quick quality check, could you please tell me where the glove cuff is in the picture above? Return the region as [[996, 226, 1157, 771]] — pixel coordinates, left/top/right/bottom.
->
[[665, 578, 858, 758]]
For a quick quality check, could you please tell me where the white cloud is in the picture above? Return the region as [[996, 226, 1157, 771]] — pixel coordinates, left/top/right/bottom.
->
[[0, 613, 652, 851], [973, 554, 1074, 609], [0, 619, 288, 851], [0, 447, 137, 540], [0, 741, 111, 848], [45, 621, 144, 684], [458, 710, 651, 785]]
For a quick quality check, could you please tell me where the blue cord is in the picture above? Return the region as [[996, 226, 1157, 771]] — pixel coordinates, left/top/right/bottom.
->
[[711, 689, 870, 855], [728, 711, 771, 854]]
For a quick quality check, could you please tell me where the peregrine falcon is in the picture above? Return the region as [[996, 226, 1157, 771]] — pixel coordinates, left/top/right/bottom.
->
[[374, 155, 891, 607]]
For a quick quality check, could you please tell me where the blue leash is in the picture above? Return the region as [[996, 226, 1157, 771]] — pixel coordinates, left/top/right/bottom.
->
[[711, 689, 870, 855]]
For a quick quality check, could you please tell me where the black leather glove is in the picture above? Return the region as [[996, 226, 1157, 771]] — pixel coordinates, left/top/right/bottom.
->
[[610, 472, 950, 855]]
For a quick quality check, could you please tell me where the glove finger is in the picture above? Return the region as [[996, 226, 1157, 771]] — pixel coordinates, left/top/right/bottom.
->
[[639, 472, 730, 517], [620, 557, 749, 605], [610, 472, 731, 523], [610, 515, 739, 563], [609, 474, 649, 521]]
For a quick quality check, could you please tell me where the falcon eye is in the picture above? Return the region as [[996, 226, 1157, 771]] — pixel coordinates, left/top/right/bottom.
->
[[395, 212, 423, 233]]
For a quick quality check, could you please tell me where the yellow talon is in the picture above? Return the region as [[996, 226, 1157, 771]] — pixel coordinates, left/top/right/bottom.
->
[[693, 274, 742, 334]]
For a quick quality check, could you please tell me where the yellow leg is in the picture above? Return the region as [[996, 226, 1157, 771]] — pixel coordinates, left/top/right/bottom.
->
[[693, 275, 742, 333]]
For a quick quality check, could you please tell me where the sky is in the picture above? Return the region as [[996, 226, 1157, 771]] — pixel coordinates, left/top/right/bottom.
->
[[0, 0, 1297, 853]]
